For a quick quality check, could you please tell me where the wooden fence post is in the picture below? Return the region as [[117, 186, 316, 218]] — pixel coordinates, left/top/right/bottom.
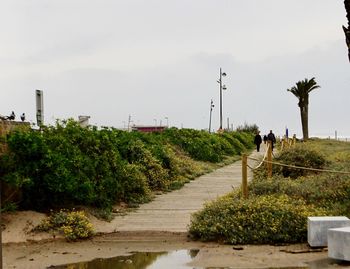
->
[[267, 141, 273, 178], [242, 154, 248, 199]]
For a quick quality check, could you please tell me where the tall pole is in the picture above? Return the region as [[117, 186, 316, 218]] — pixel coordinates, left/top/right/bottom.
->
[[219, 68, 223, 130], [218, 68, 227, 130]]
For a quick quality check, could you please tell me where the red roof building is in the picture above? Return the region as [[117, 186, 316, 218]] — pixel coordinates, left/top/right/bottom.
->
[[131, 126, 166, 133]]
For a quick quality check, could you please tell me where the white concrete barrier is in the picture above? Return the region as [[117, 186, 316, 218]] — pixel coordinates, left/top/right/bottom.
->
[[307, 216, 350, 247], [328, 226, 350, 261]]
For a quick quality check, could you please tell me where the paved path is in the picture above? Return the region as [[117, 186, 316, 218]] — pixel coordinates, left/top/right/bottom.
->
[[95, 145, 265, 234]]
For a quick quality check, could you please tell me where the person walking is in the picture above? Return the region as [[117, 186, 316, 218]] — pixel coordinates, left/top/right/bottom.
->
[[254, 131, 262, 152], [267, 130, 276, 151], [263, 134, 267, 144]]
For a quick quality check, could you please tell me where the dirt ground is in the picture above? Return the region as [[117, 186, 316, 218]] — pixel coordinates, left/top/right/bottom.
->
[[2, 212, 350, 269]]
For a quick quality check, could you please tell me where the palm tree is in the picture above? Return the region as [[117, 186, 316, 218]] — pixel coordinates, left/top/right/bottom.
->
[[287, 77, 320, 141], [344, 0, 350, 61]]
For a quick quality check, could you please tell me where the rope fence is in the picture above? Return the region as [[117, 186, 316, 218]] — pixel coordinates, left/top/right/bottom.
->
[[247, 156, 350, 175], [241, 139, 350, 199], [247, 143, 270, 170]]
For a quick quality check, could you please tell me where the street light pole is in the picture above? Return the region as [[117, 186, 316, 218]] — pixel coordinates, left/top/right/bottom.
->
[[218, 68, 227, 130], [208, 99, 214, 133]]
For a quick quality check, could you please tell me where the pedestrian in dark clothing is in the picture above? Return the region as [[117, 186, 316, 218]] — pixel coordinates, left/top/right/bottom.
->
[[254, 131, 262, 152], [20, 113, 25, 122], [267, 130, 276, 151], [263, 135, 267, 144]]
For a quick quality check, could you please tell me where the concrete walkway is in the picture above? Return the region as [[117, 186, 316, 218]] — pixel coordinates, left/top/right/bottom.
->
[[95, 146, 265, 234]]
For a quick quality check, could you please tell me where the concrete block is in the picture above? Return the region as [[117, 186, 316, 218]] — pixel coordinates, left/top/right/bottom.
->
[[328, 227, 350, 261], [307, 216, 350, 247]]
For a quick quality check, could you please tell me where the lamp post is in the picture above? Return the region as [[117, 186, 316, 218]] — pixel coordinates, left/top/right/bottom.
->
[[208, 99, 214, 133], [217, 68, 227, 130]]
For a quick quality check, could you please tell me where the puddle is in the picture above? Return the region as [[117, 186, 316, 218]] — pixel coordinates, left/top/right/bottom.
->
[[48, 250, 350, 269], [49, 249, 200, 269]]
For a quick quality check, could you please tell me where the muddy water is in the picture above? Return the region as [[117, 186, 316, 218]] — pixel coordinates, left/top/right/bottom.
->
[[50, 249, 199, 269], [49, 250, 349, 269]]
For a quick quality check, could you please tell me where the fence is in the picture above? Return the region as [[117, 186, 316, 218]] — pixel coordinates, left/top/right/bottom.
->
[[241, 139, 350, 199]]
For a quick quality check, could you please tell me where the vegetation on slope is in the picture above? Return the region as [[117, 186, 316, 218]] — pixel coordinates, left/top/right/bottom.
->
[[189, 139, 350, 244], [0, 119, 254, 212]]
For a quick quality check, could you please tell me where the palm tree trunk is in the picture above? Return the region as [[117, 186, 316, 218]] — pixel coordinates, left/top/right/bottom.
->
[[346, 0, 350, 26], [344, 0, 350, 61], [300, 105, 309, 141]]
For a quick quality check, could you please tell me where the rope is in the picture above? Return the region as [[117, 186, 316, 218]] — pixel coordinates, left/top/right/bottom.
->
[[247, 144, 270, 170], [247, 156, 350, 175]]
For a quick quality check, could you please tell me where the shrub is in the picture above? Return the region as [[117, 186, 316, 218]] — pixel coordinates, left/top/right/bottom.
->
[[235, 123, 259, 134], [273, 144, 327, 178], [125, 140, 169, 190], [249, 174, 350, 214], [189, 194, 326, 244], [0, 202, 17, 213], [162, 128, 253, 162], [35, 209, 94, 241], [231, 132, 254, 149], [1, 121, 251, 212]]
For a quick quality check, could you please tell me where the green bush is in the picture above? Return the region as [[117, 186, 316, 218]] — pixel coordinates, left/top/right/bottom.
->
[[189, 194, 326, 244], [124, 139, 169, 190], [162, 128, 253, 162], [231, 132, 254, 149], [272, 144, 327, 179], [249, 174, 350, 215], [0, 120, 252, 212], [35, 209, 94, 241]]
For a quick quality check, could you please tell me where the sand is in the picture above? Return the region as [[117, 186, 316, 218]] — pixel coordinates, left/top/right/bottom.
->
[[2, 212, 348, 269]]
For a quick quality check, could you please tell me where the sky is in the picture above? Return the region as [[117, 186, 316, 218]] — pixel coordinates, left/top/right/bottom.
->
[[1, 0, 349, 138]]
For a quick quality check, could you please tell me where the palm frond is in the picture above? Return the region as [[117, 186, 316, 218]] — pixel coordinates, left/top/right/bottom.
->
[[287, 78, 320, 100]]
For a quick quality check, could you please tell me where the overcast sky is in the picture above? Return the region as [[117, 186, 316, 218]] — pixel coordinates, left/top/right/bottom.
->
[[1, 1, 349, 137]]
